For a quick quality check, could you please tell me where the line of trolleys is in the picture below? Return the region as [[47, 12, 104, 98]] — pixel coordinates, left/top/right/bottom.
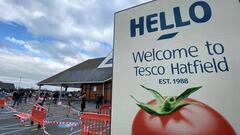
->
[[0, 98, 111, 135]]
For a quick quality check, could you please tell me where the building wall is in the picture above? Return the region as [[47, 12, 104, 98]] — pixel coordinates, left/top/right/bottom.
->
[[0, 82, 15, 90], [104, 80, 112, 103], [81, 80, 112, 103]]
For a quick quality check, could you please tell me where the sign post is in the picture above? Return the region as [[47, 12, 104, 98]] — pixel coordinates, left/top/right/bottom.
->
[[112, 0, 240, 134]]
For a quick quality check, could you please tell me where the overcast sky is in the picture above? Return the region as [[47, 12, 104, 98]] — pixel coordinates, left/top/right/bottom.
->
[[0, 0, 149, 90]]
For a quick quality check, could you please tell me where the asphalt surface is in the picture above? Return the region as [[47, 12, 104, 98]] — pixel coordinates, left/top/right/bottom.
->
[[0, 98, 98, 135]]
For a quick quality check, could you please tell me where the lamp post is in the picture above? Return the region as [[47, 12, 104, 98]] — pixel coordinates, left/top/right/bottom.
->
[[18, 76, 22, 90]]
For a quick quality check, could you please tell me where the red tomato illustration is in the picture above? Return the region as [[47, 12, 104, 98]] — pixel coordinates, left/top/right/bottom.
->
[[131, 86, 236, 135]]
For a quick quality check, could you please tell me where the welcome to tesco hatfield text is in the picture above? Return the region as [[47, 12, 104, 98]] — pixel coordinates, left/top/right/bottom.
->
[[132, 41, 229, 77]]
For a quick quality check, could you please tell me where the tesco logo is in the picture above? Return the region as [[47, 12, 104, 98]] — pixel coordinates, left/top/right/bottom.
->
[[130, 1, 212, 40]]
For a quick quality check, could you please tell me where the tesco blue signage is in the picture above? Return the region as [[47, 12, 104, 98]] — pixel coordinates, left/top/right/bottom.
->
[[130, 1, 212, 40]]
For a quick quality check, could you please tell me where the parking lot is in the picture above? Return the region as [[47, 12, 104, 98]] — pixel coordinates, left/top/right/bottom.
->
[[0, 99, 98, 135]]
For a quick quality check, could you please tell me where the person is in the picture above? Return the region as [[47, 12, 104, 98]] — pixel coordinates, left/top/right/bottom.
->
[[80, 90, 87, 112], [36, 93, 45, 106], [66, 92, 73, 116], [29, 91, 32, 97], [44, 92, 50, 103], [24, 91, 28, 103], [12, 91, 16, 101], [45, 92, 50, 99], [12, 90, 20, 108], [19, 90, 24, 104], [95, 95, 100, 109], [67, 92, 73, 107], [31, 93, 45, 130], [99, 95, 103, 106], [0, 89, 3, 97], [53, 91, 59, 104]]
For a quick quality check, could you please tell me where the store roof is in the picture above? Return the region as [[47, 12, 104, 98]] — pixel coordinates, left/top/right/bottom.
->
[[38, 57, 112, 88]]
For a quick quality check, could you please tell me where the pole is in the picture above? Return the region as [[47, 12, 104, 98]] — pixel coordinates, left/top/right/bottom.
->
[[59, 85, 62, 104], [18, 76, 22, 90], [102, 83, 105, 96], [38, 85, 41, 97]]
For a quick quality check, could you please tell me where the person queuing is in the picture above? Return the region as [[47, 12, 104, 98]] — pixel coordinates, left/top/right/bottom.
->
[[53, 91, 59, 105], [24, 91, 28, 103], [95, 95, 100, 109], [12, 90, 21, 108], [44, 92, 50, 104], [27, 91, 32, 102], [80, 90, 87, 113], [99, 95, 103, 106], [67, 92, 73, 116], [67, 92, 73, 107], [31, 92, 45, 130], [19, 90, 24, 104], [36, 93, 45, 106]]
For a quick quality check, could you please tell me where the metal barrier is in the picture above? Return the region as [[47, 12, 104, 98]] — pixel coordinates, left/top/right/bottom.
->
[[80, 113, 110, 135], [31, 104, 47, 126], [98, 104, 111, 115], [0, 98, 5, 109]]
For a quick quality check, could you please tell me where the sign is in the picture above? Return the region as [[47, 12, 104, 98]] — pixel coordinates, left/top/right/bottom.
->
[[112, 0, 240, 134], [97, 52, 113, 68]]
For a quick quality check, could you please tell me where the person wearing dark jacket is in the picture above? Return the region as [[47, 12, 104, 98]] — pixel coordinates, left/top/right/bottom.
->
[[99, 95, 103, 106], [80, 90, 87, 112], [12, 90, 20, 108], [95, 95, 100, 109], [53, 91, 59, 104]]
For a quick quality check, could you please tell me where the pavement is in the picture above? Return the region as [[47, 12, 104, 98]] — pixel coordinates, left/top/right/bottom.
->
[[0, 98, 99, 135]]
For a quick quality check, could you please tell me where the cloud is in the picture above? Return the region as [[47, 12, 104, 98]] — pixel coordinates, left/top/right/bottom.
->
[[6, 37, 39, 54], [0, 47, 68, 87], [1, 0, 150, 60], [0, 0, 149, 45], [4, 37, 94, 65], [0, 0, 150, 89]]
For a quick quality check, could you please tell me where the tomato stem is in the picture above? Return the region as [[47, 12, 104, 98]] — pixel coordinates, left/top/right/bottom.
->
[[131, 85, 202, 116], [161, 97, 176, 112]]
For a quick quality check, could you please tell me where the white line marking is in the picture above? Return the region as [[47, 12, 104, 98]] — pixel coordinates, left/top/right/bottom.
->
[[0, 127, 23, 131], [0, 112, 12, 114], [0, 114, 13, 117], [0, 123, 23, 128], [68, 129, 81, 135], [0, 117, 16, 120], [0, 127, 33, 135]]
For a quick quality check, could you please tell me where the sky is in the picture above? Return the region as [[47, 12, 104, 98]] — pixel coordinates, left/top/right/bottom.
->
[[0, 0, 149, 90]]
